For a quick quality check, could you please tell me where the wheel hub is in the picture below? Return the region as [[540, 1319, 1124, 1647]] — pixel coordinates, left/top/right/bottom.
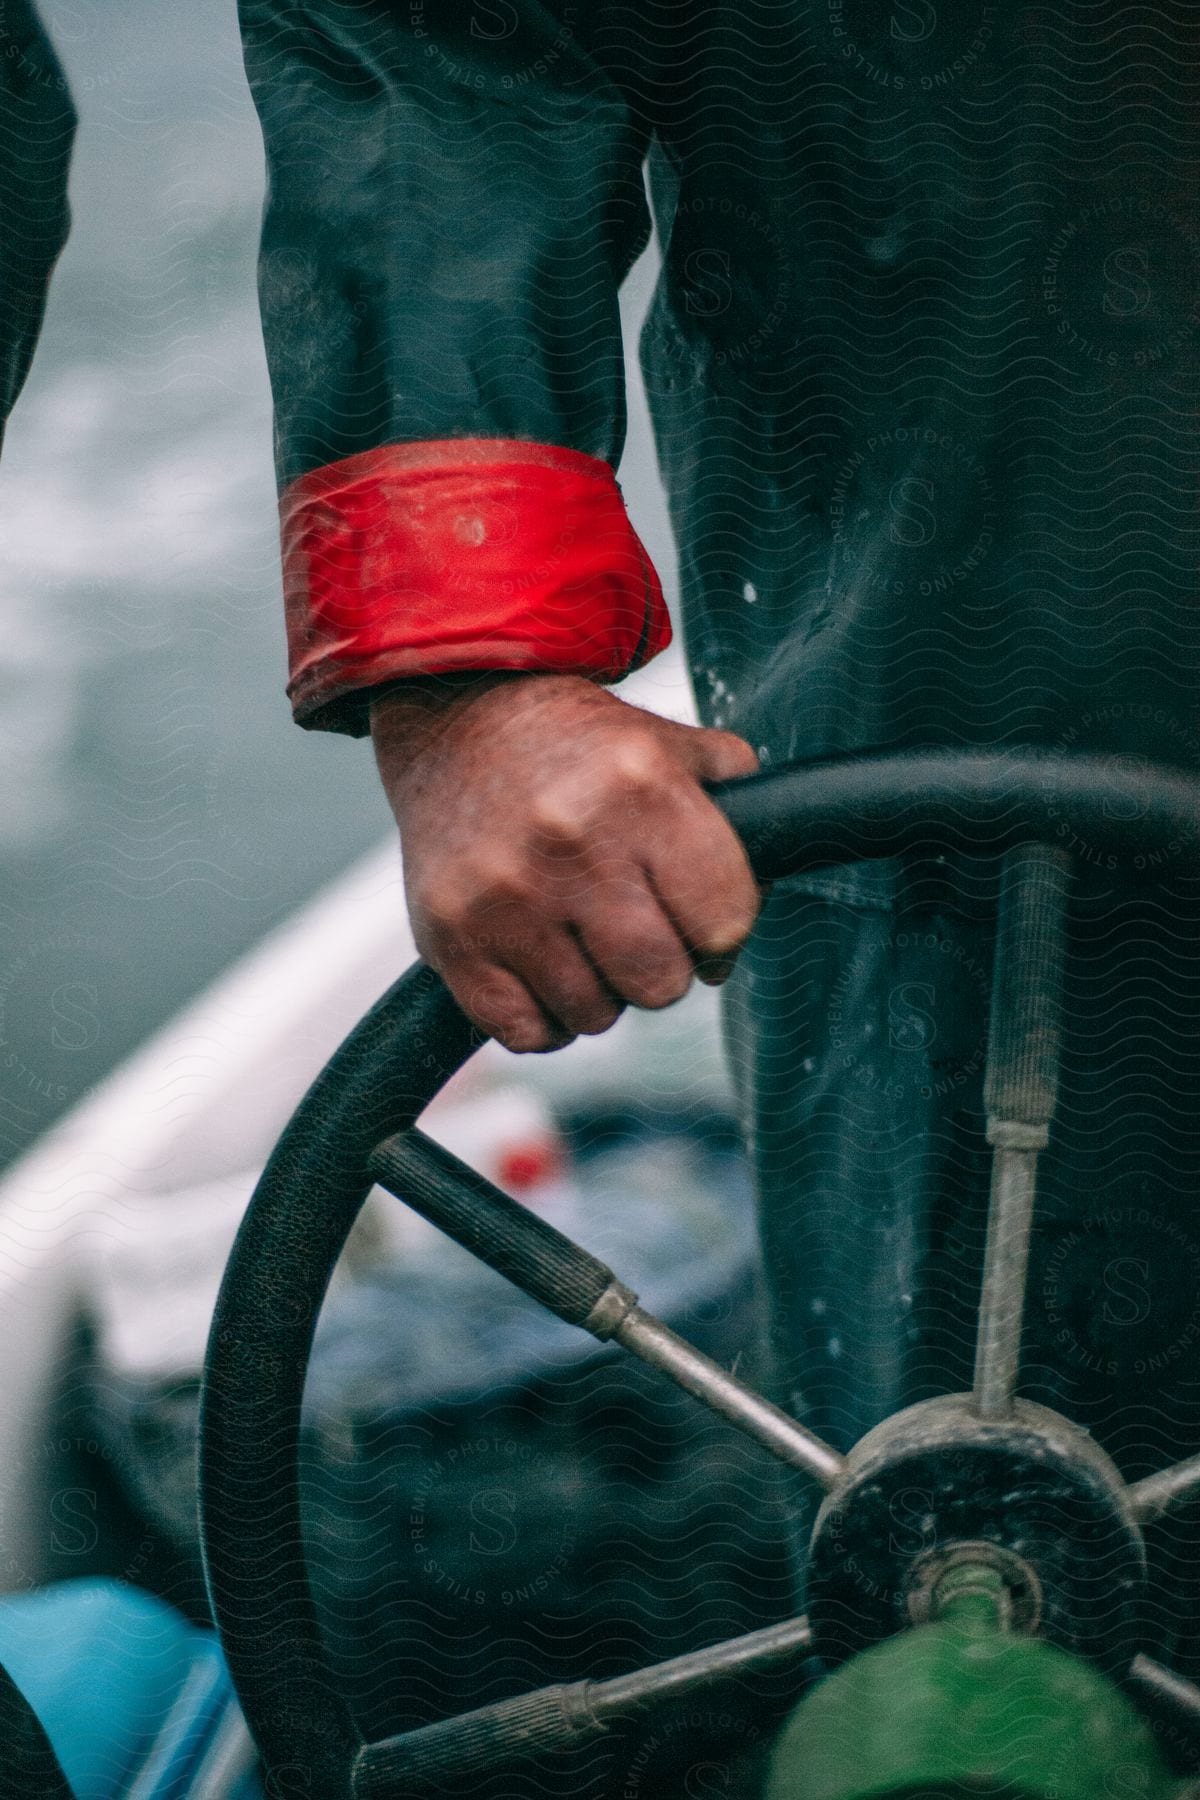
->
[[805, 1392, 1147, 1675]]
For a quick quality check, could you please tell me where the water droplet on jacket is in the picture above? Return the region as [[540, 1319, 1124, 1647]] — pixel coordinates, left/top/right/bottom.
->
[[865, 231, 901, 264]]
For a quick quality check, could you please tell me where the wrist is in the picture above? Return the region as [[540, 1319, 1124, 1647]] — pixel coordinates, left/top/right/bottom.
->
[[368, 669, 592, 766]]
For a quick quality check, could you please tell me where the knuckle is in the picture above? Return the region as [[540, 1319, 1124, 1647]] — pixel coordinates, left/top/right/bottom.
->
[[711, 729, 759, 771], [575, 998, 624, 1036], [548, 974, 622, 1036], [458, 968, 506, 1015], [697, 918, 754, 961], [501, 1022, 555, 1054], [468, 858, 535, 915], [417, 882, 469, 940], [609, 735, 671, 794], [462, 981, 547, 1052], [630, 957, 692, 1011], [530, 794, 586, 848], [638, 977, 691, 1012], [416, 850, 540, 934]]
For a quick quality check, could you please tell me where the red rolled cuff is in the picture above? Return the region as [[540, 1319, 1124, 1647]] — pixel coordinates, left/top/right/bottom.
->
[[279, 437, 673, 735]]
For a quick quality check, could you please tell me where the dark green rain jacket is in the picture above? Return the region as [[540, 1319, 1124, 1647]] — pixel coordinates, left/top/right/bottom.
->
[[7, 4, 1200, 852], [238, 0, 1200, 890]]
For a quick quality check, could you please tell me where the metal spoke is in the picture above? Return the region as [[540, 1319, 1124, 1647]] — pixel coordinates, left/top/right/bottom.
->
[[370, 1128, 844, 1490], [1129, 1654, 1200, 1726], [354, 1615, 814, 1798], [595, 1613, 813, 1711], [973, 1137, 1042, 1420], [1128, 1454, 1200, 1523], [610, 1306, 843, 1486], [973, 844, 1071, 1419]]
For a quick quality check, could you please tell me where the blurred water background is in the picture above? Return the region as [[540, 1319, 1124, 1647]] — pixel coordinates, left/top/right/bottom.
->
[[0, 0, 674, 1174]]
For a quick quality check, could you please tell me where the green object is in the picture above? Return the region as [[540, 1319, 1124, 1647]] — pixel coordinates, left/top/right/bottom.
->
[[766, 1586, 1180, 1800]]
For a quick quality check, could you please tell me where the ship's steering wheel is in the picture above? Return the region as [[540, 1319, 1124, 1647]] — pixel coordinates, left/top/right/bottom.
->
[[197, 748, 1200, 1800]]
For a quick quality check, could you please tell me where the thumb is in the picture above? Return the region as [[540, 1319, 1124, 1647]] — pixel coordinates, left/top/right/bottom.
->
[[685, 725, 761, 784]]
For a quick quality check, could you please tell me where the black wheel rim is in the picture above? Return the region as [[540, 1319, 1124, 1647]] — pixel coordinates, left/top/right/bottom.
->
[[198, 748, 1200, 1799]]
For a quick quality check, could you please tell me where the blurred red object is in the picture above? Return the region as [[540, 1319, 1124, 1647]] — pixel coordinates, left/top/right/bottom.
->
[[497, 1137, 565, 1194]]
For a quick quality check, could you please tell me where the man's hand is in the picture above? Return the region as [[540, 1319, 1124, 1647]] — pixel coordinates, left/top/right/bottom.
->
[[371, 673, 762, 1052]]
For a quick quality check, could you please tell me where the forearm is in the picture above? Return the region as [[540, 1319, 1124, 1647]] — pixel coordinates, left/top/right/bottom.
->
[[240, 0, 667, 733]]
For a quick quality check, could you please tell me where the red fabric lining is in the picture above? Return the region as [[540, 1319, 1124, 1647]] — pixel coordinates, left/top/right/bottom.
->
[[280, 438, 672, 734]]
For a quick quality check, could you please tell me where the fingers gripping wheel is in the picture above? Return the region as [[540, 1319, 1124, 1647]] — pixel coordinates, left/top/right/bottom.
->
[[198, 749, 1200, 1800]]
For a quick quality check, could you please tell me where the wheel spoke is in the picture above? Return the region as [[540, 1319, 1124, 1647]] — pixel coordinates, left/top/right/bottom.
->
[[353, 1616, 814, 1798], [596, 1613, 813, 1710], [1128, 1454, 1200, 1522], [1128, 1654, 1200, 1735], [608, 1305, 843, 1484], [973, 1141, 1042, 1421], [370, 1127, 844, 1490], [973, 845, 1071, 1419]]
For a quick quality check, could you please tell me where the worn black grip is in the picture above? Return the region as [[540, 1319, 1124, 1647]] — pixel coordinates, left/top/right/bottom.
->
[[984, 843, 1072, 1129], [710, 748, 1200, 880], [369, 1128, 624, 1329], [353, 1685, 600, 1799]]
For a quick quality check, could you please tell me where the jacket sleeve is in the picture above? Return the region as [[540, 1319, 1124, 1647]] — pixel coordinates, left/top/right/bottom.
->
[[0, 3, 75, 447], [238, 0, 670, 735]]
